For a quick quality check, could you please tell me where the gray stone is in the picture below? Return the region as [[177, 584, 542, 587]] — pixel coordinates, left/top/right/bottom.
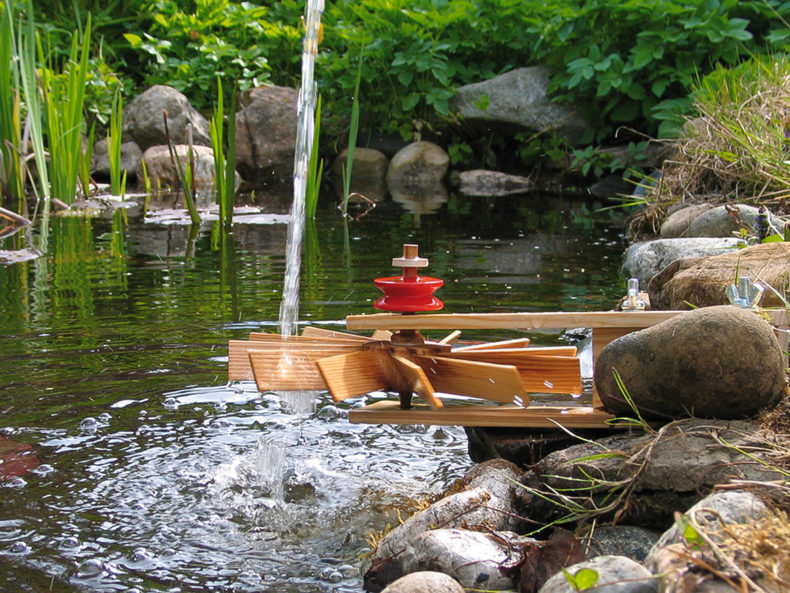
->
[[450, 66, 589, 145], [332, 147, 389, 201], [124, 85, 211, 151], [138, 145, 218, 208], [458, 169, 533, 197], [622, 238, 742, 287], [538, 555, 656, 593], [395, 529, 520, 590], [91, 139, 143, 182], [380, 571, 464, 593], [586, 525, 661, 562], [659, 204, 713, 238], [235, 85, 297, 183], [373, 459, 523, 560], [647, 242, 790, 310], [685, 204, 786, 238], [595, 305, 786, 419], [386, 141, 449, 194]]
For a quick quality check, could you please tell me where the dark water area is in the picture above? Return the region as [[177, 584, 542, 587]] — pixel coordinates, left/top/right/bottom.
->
[[0, 194, 627, 592]]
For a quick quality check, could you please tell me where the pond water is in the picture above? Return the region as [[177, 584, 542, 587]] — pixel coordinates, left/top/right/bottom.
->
[[0, 194, 627, 592]]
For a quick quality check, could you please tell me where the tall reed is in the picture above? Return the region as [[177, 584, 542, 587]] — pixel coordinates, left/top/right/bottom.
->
[[0, 1, 24, 204], [210, 77, 237, 229], [39, 13, 92, 204], [107, 89, 126, 196], [341, 53, 363, 215], [305, 95, 323, 219], [17, 0, 51, 250], [164, 112, 201, 225]]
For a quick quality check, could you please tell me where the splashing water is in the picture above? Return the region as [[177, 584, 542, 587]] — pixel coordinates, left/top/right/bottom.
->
[[278, 0, 324, 339]]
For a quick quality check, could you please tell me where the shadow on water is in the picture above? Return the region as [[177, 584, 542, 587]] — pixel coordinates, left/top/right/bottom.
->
[[0, 192, 627, 591]]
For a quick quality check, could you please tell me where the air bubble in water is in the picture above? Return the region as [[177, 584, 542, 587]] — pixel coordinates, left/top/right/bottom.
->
[[319, 567, 343, 583], [163, 397, 178, 410], [60, 536, 80, 550], [4, 477, 26, 488], [76, 558, 104, 579], [32, 464, 54, 475], [79, 417, 98, 433], [9, 541, 30, 554]]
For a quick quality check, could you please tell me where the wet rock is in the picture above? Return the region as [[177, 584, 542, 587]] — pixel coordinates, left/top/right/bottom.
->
[[137, 145, 218, 208], [685, 204, 786, 238], [235, 85, 297, 183], [380, 571, 464, 593], [332, 147, 389, 201], [594, 305, 785, 419], [507, 528, 587, 593], [588, 175, 634, 199], [386, 141, 449, 196], [450, 66, 589, 145], [659, 204, 713, 238], [586, 525, 661, 563], [385, 529, 521, 590], [533, 419, 787, 528], [124, 85, 211, 151], [538, 555, 656, 593], [622, 238, 742, 287], [372, 459, 523, 560], [648, 242, 790, 310], [458, 169, 533, 197], [91, 139, 143, 182], [646, 491, 773, 593]]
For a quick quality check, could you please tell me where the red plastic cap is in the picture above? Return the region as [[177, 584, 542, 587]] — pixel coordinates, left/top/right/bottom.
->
[[373, 276, 444, 312]]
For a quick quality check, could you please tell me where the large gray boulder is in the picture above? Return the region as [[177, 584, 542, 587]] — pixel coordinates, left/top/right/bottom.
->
[[235, 85, 297, 183], [659, 204, 713, 238], [332, 147, 389, 202], [622, 238, 742, 287], [124, 85, 211, 151], [594, 305, 786, 419], [450, 66, 589, 145], [386, 141, 449, 195]]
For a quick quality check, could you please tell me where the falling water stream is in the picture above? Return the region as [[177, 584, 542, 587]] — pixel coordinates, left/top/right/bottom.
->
[[279, 0, 324, 339]]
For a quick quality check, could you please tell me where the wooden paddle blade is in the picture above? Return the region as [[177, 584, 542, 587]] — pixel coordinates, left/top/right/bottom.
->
[[412, 356, 527, 404], [371, 329, 393, 341], [390, 355, 442, 410], [247, 348, 338, 391], [300, 327, 370, 341], [452, 337, 531, 351], [229, 340, 362, 381], [316, 350, 389, 402], [516, 355, 582, 394]]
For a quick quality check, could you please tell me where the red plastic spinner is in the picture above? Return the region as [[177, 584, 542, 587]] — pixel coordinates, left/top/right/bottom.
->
[[373, 244, 444, 313]]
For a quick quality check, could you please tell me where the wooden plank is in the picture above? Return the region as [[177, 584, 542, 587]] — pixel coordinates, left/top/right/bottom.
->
[[248, 349, 328, 391], [452, 337, 531, 351], [300, 326, 370, 341], [248, 332, 365, 345], [438, 330, 463, 345], [448, 346, 577, 359], [411, 355, 527, 404], [514, 355, 582, 394], [349, 400, 620, 428], [346, 310, 687, 331], [390, 355, 442, 410], [316, 350, 389, 402]]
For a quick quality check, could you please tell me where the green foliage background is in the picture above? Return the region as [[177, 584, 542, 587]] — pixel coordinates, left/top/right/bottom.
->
[[9, 0, 790, 161]]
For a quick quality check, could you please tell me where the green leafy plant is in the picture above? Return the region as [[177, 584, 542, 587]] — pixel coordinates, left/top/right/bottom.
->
[[163, 112, 200, 226], [562, 567, 599, 591]]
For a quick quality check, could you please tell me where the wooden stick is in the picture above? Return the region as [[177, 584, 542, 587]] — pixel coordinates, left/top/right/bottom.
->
[[300, 326, 370, 341], [347, 310, 688, 330], [349, 400, 620, 428], [390, 354, 442, 410], [452, 337, 531, 351]]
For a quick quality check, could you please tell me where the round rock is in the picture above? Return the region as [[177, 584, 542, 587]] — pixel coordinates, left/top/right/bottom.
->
[[538, 555, 656, 593], [381, 571, 465, 593], [386, 141, 449, 194], [595, 305, 786, 419]]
